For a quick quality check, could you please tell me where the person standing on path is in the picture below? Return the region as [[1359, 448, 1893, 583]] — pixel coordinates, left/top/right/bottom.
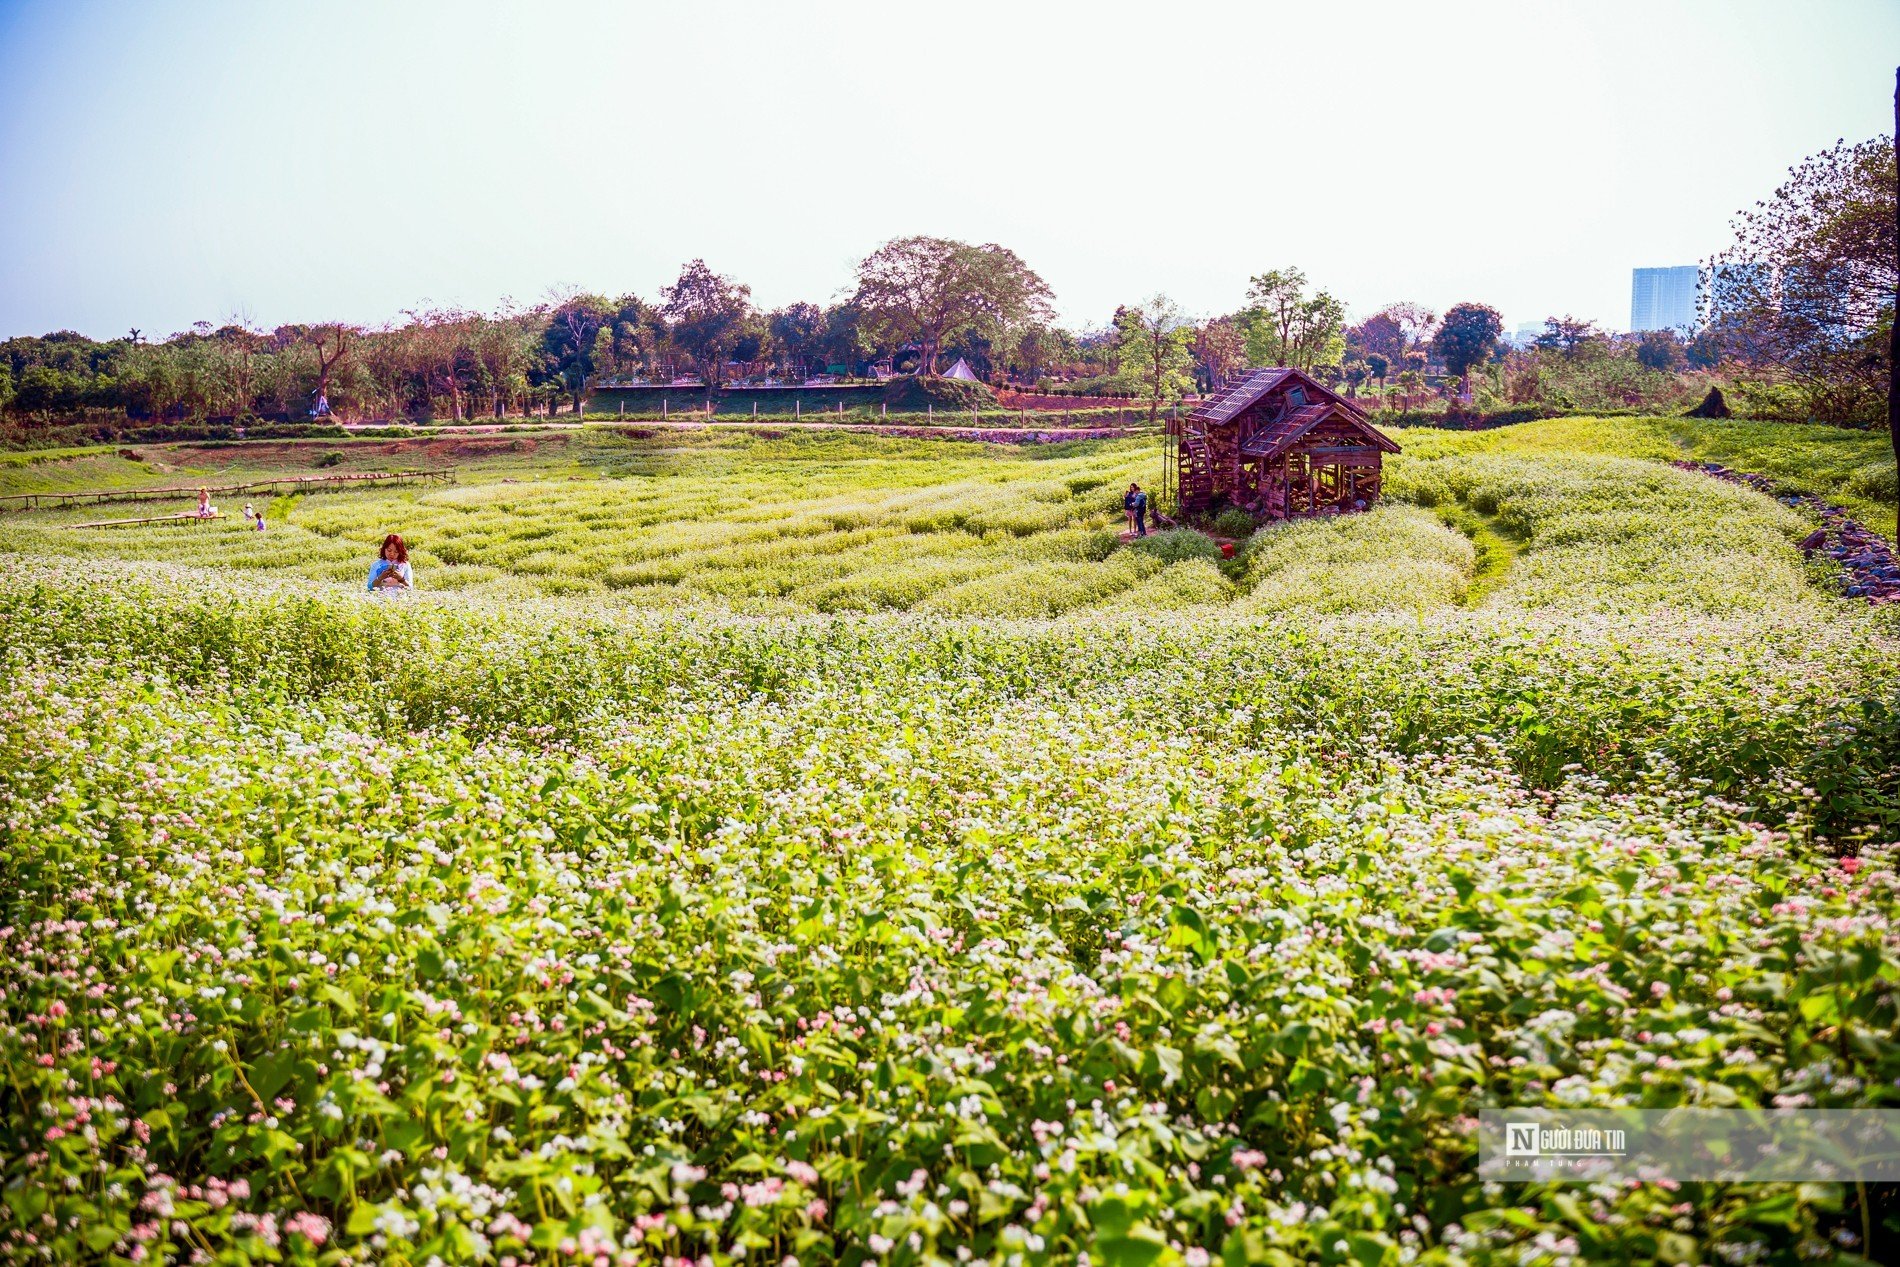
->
[[1125, 483, 1145, 536]]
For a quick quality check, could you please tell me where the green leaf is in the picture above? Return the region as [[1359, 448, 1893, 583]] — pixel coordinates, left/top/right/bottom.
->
[[317, 984, 358, 1015], [249, 1048, 299, 1103], [1655, 1231, 1699, 1264], [1347, 1232, 1394, 1267], [1091, 1193, 1139, 1239], [1098, 1233, 1168, 1267]]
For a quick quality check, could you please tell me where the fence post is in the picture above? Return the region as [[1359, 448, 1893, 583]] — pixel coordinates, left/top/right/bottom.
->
[[618, 400, 624, 418], [663, 399, 668, 419], [796, 399, 801, 420], [753, 402, 758, 418], [882, 402, 887, 418]]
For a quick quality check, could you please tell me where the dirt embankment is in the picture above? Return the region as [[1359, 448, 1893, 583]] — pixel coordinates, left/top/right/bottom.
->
[[169, 433, 575, 468]]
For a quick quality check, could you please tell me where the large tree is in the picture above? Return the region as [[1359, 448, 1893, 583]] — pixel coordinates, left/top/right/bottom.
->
[[1431, 303, 1504, 397], [767, 302, 827, 379], [1115, 295, 1195, 425], [1635, 329, 1686, 372], [817, 304, 869, 377], [1385, 302, 1438, 355], [1708, 131, 1896, 426], [1239, 267, 1345, 371], [403, 308, 483, 421], [211, 323, 265, 419], [1011, 325, 1057, 383], [662, 261, 753, 387], [291, 322, 356, 417], [1533, 315, 1601, 356], [602, 295, 664, 383], [1349, 302, 1435, 366], [851, 236, 1054, 376], [472, 313, 532, 416], [1191, 317, 1247, 392], [540, 294, 612, 411]]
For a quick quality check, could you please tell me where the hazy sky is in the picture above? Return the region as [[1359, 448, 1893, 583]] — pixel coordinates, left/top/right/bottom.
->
[[1, 0, 1895, 340]]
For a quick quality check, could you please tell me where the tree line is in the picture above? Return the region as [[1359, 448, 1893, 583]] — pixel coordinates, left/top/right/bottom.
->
[[0, 238, 1066, 426], [3, 132, 1893, 434]]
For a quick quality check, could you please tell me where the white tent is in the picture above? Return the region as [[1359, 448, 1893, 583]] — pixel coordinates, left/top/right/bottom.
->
[[941, 357, 980, 382]]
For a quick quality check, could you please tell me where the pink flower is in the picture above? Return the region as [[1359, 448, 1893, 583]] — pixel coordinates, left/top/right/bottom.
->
[[741, 1177, 783, 1208], [285, 1212, 330, 1245]]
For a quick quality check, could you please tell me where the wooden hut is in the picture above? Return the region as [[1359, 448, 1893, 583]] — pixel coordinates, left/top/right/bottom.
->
[[1172, 368, 1399, 519]]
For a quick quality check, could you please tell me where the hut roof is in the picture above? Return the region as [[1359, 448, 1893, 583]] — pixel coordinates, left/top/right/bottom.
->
[[1189, 366, 1363, 428], [1240, 402, 1401, 461]]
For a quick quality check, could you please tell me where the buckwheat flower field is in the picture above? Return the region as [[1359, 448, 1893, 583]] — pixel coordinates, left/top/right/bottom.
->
[[3, 419, 1899, 1266]]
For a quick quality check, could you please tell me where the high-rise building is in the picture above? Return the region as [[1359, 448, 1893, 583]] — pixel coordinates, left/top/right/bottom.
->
[[1630, 266, 1700, 333]]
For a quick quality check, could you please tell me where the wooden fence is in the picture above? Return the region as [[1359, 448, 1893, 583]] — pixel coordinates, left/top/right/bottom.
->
[[0, 468, 454, 513]]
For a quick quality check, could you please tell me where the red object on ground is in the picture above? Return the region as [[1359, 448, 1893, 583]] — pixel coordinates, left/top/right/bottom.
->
[[1220, 542, 1236, 558]]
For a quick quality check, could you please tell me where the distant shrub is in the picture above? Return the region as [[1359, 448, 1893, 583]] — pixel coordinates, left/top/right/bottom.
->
[[315, 451, 345, 468], [1727, 378, 1820, 422], [1846, 460, 1898, 504], [1130, 528, 1222, 565], [1210, 506, 1258, 539]]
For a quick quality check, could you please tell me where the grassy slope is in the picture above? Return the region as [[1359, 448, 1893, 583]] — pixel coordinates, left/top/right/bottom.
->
[[5, 417, 1889, 621], [1395, 414, 1896, 528]]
